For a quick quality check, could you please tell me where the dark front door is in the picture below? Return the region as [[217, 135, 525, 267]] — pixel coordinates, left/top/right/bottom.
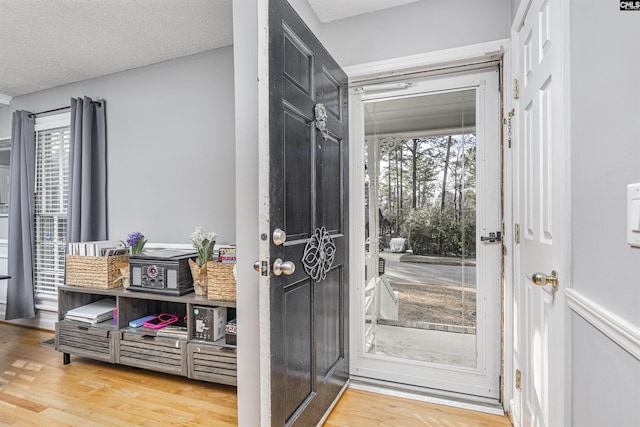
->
[[268, 0, 349, 425]]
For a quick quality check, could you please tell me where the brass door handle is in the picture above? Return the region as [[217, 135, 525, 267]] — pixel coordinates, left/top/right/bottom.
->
[[531, 270, 559, 291]]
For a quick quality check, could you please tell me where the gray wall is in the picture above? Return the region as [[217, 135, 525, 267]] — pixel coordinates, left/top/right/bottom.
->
[[289, 0, 323, 41], [571, 0, 640, 329], [570, 0, 640, 423], [317, 0, 511, 67], [572, 315, 640, 427], [8, 48, 236, 245], [511, 0, 522, 22]]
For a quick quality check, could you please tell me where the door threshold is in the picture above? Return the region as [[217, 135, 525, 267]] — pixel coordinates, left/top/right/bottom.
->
[[349, 376, 504, 416]]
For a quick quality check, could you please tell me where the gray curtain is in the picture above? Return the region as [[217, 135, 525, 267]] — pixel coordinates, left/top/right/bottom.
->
[[67, 97, 107, 243], [6, 111, 36, 320]]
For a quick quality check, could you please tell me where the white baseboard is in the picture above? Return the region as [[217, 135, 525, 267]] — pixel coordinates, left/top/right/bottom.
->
[[0, 302, 57, 331], [566, 288, 640, 361], [2, 316, 56, 332]]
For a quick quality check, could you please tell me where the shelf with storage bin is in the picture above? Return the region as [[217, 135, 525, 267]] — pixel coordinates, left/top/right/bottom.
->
[[114, 296, 189, 376], [188, 339, 237, 385], [56, 289, 119, 364], [55, 319, 118, 364], [55, 284, 237, 386], [118, 330, 188, 376]]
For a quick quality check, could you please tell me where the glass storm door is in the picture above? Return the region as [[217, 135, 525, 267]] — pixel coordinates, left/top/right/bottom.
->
[[353, 69, 501, 399]]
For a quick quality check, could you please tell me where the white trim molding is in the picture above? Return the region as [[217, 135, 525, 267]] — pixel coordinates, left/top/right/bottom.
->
[[0, 94, 12, 106], [566, 288, 640, 361], [344, 39, 510, 83], [3, 312, 57, 331]]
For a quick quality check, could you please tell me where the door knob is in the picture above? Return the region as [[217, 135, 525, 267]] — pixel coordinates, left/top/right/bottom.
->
[[531, 270, 559, 291], [273, 228, 287, 246], [273, 258, 296, 276], [253, 261, 261, 272]]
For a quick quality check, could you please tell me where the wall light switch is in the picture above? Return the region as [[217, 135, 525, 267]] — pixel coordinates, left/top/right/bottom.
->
[[631, 200, 640, 232], [627, 183, 640, 247]]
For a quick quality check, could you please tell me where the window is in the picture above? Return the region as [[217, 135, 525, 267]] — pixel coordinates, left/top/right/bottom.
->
[[0, 138, 10, 215], [34, 114, 70, 296]]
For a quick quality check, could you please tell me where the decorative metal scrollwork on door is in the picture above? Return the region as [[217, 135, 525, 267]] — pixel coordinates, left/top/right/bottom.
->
[[302, 226, 335, 282]]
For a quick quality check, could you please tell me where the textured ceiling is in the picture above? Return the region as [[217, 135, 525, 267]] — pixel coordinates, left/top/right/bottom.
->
[[307, 0, 421, 23], [0, 0, 233, 98], [0, 0, 422, 100]]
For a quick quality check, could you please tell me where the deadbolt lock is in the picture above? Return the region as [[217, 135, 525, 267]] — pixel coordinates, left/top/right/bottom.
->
[[273, 228, 287, 246]]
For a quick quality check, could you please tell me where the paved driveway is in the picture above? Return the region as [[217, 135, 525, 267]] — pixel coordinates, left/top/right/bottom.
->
[[380, 252, 476, 288]]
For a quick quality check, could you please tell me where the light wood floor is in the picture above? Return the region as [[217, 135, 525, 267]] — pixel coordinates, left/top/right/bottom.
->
[[0, 323, 511, 426]]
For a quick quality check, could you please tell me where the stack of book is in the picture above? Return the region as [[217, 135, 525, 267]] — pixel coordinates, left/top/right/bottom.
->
[[68, 240, 127, 256], [218, 246, 236, 264], [64, 298, 116, 325]]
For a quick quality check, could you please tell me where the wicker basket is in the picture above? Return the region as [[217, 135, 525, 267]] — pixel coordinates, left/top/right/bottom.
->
[[207, 261, 236, 302], [66, 255, 129, 289]]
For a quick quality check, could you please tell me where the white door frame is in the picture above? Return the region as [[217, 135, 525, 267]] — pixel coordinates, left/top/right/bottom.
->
[[346, 38, 512, 409]]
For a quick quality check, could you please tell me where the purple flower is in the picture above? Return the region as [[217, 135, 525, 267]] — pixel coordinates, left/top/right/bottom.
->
[[126, 232, 143, 247], [126, 231, 147, 255]]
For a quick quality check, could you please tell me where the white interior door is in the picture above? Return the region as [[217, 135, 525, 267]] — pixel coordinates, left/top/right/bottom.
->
[[513, 0, 569, 425]]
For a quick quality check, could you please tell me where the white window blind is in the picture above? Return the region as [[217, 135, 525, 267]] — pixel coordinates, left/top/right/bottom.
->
[[34, 124, 70, 296]]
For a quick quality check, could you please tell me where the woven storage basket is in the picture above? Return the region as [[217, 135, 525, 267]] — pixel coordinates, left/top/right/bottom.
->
[[66, 255, 129, 289], [207, 261, 236, 302]]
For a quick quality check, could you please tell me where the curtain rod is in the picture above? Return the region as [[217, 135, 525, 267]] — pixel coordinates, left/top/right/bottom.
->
[[28, 106, 70, 118], [28, 100, 103, 118]]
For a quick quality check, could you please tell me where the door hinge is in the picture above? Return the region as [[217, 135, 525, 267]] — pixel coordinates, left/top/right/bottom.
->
[[514, 223, 521, 244], [513, 79, 520, 100], [515, 369, 522, 390]]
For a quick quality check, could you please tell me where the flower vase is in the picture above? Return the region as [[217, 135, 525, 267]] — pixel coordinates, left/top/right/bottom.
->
[[189, 258, 208, 296]]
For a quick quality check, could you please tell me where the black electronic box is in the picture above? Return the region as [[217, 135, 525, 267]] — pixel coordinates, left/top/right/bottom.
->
[[129, 249, 197, 296]]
